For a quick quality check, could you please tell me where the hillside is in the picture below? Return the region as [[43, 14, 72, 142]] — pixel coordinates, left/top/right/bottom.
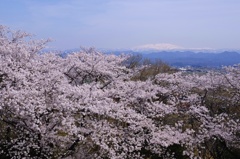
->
[[104, 50, 240, 68]]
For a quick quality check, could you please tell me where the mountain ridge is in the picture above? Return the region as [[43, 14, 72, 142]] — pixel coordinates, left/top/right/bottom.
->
[[59, 48, 240, 68], [104, 50, 240, 68]]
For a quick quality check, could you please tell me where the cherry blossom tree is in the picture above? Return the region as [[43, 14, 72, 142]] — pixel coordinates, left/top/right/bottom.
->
[[0, 26, 239, 159]]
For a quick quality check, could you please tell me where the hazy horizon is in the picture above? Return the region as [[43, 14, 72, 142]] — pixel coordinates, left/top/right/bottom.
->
[[1, 0, 240, 50]]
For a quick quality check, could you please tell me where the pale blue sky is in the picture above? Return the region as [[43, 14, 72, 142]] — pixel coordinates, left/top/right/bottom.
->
[[1, 0, 240, 50]]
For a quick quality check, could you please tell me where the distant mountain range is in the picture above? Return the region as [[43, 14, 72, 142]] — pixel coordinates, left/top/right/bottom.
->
[[103, 50, 240, 68], [58, 46, 240, 68]]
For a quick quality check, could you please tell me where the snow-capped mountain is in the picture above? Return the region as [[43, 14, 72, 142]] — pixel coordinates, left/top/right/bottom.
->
[[132, 43, 184, 51], [132, 43, 219, 53]]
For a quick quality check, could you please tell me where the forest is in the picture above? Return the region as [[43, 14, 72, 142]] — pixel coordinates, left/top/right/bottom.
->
[[0, 26, 240, 159]]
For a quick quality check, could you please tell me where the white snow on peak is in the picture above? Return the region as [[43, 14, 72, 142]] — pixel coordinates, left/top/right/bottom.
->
[[133, 43, 184, 51]]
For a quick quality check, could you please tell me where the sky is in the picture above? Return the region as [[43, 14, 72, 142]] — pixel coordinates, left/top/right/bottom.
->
[[1, 0, 240, 50]]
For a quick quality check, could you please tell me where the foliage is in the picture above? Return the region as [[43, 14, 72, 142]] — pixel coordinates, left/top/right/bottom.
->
[[125, 54, 177, 81], [0, 26, 240, 159]]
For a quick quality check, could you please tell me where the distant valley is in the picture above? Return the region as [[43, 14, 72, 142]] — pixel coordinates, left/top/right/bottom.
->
[[59, 48, 240, 68], [104, 50, 240, 68]]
